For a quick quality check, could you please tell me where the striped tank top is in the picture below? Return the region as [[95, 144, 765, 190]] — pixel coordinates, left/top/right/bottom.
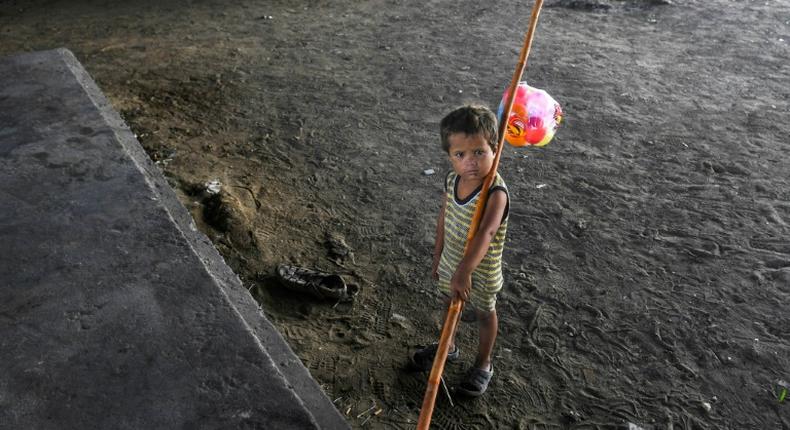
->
[[437, 171, 509, 311]]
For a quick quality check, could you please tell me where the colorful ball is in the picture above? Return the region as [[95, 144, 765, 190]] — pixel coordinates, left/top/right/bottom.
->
[[497, 81, 563, 147]]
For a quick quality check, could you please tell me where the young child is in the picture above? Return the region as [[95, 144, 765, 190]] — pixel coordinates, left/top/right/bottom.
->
[[409, 105, 509, 397]]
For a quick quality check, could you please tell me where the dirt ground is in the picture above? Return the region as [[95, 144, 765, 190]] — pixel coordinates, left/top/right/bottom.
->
[[3, 0, 790, 428]]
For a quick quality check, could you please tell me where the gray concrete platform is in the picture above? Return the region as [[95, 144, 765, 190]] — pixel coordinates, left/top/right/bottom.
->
[[0, 49, 348, 429]]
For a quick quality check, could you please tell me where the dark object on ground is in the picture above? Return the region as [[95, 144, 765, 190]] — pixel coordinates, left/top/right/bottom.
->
[[456, 365, 494, 397], [276, 264, 359, 301], [409, 344, 460, 372]]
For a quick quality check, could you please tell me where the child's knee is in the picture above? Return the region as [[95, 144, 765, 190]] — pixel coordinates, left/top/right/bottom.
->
[[475, 308, 496, 322]]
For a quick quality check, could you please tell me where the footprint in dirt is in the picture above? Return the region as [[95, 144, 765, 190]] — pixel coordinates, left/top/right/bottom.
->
[[548, 0, 671, 11], [548, 0, 613, 11], [325, 231, 355, 265]]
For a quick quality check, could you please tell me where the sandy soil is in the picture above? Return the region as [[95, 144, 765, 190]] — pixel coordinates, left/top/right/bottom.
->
[[3, 0, 790, 428]]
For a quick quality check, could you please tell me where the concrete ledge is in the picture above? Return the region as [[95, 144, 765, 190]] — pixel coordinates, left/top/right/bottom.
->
[[0, 48, 348, 429]]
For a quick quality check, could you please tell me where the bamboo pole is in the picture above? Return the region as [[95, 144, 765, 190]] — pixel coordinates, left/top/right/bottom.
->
[[416, 1, 545, 428]]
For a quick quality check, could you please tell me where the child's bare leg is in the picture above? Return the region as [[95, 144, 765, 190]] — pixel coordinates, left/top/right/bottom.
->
[[474, 308, 498, 370]]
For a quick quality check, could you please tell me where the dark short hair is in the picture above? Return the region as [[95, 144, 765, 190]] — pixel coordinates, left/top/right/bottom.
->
[[439, 105, 498, 153]]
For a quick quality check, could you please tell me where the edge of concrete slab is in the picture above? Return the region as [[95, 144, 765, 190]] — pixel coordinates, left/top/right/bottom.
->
[[4, 48, 349, 429], [61, 48, 350, 429]]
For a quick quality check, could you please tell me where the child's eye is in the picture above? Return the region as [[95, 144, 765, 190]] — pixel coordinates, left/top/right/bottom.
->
[[474, 149, 484, 156], [454, 152, 464, 158]]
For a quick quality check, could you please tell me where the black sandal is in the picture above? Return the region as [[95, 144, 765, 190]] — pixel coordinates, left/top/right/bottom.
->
[[275, 265, 359, 301], [409, 343, 460, 372], [456, 364, 494, 397]]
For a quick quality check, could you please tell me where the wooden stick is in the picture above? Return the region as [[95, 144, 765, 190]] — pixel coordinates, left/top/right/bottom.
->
[[416, 1, 545, 428]]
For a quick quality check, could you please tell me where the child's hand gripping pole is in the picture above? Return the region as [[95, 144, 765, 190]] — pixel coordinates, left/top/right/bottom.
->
[[416, 1, 545, 428]]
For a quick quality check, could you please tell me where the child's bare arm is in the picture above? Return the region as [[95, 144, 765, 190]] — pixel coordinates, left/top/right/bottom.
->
[[449, 190, 507, 301], [431, 197, 447, 280]]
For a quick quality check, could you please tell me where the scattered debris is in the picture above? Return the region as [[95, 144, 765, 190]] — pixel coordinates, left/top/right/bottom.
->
[[440, 377, 454, 407], [423, 168, 435, 176], [356, 402, 376, 419], [536, 183, 548, 189], [205, 179, 222, 194], [777, 380, 789, 403], [390, 313, 409, 329], [326, 231, 355, 264], [562, 409, 581, 423]]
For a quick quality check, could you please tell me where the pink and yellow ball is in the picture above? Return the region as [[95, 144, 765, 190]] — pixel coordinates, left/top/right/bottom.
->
[[498, 82, 563, 147]]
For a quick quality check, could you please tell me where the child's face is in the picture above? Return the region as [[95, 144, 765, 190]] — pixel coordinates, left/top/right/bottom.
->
[[447, 132, 495, 183]]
